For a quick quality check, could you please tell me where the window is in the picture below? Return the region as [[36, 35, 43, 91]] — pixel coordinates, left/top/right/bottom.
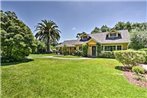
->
[[110, 33, 117, 38], [105, 46, 116, 51], [117, 46, 122, 50]]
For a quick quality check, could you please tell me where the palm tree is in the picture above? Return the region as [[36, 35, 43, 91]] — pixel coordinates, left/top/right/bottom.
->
[[35, 20, 60, 53]]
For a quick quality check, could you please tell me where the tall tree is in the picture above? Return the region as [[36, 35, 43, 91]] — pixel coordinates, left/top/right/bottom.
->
[[101, 25, 110, 32], [114, 21, 126, 30], [91, 27, 101, 34], [35, 20, 60, 53], [129, 31, 147, 49]]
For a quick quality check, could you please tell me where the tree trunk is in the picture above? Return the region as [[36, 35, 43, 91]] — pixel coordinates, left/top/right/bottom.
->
[[47, 33, 50, 53]]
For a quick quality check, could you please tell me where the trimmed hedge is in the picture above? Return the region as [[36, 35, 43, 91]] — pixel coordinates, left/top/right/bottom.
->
[[99, 51, 115, 58], [114, 50, 146, 66]]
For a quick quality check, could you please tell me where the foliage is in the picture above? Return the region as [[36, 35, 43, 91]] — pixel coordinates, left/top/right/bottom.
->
[[129, 31, 147, 50], [132, 66, 145, 74], [82, 44, 88, 57], [90, 22, 147, 34], [99, 51, 115, 58], [101, 25, 110, 32], [34, 40, 46, 53], [35, 20, 60, 53], [96, 43, 102, 57], [91, 27, 101, 34], [76, 32, 88, 39], [63, 45, 68, 55], [1, 10, 36, 62], [114, 50, 146, 67], [114, 21, 128, 31], [74, 50, 83, 56], [139, 48, 147, 63]]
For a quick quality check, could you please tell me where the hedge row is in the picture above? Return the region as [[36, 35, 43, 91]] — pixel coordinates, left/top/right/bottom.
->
[[114, 50, 146, 66], [99, 51, 115, 58]]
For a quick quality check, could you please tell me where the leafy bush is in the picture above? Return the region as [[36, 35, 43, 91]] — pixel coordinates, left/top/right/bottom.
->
[[99, 51, 115, 58], [63, 45, 68, 55], [132, 66, 145, 74], [129, 31, 147, 50], [74, 50, 83, 56], [114, 50, 146, 67], [96, 43, 102, 57], [1, 11, 36, 62], [139, 48, 147, 63], [82, 44, 88, 57]]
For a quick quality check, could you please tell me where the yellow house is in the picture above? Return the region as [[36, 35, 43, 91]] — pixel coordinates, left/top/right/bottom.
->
[[56, 30, 130, 57]]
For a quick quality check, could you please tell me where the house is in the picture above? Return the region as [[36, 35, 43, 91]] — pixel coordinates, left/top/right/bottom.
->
[[56, 30, 130, 57]]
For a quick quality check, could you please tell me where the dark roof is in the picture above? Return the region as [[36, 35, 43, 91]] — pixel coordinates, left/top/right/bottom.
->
[[56, 30, 130, 47]]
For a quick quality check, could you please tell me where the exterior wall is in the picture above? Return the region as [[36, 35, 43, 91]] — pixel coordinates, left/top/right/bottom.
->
[[102, 43, 129, 51], [66, 47, 76, 54], [87, 39, 97, 57], [57, 42, 129, 56]]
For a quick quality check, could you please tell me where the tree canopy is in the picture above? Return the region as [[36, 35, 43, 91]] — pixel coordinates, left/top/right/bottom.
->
[[1, 10, 36, 62], [91, 22, 147, 34], [35, 20, 61, 53], [76, 32, 88, 39]]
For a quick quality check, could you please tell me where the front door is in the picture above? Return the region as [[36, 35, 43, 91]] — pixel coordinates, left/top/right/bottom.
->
[[92, 46, 96, 57]]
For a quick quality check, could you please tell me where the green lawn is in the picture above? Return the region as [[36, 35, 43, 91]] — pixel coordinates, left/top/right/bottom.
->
[[28, 53, 57, 58], [1, 55, 147, 98], [53, 55, 81, 58]]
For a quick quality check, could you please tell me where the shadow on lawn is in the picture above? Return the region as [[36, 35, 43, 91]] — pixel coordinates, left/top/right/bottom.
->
[[1, 58, 34, 66], [115, 66, 131, 72]]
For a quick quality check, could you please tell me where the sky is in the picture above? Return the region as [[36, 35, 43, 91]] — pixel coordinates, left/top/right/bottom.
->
[[1, 0, 147, 42]]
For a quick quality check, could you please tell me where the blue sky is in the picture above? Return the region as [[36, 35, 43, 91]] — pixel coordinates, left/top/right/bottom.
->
[[1, 1, 146, 42]]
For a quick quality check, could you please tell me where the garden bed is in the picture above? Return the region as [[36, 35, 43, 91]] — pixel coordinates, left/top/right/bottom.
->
[[124, 71, 147, 88]]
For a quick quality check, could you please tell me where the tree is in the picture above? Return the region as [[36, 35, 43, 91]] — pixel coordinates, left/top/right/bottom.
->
[[114, 22, 126, 30], [125, 22, 132, 31], [1, 10, 36, 62], [101, 25, 110, 32], [91, 27, 101, 34], [76, 32, 87, 39], [35, 20, 61, 53], [129, 31, 147, 50]]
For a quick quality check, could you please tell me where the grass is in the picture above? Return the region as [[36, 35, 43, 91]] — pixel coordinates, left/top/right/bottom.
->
[[1, 55, 147, 98], [29, 54, 81, 58], [53, 55, 81, 58], [28, 53, 56, 58]]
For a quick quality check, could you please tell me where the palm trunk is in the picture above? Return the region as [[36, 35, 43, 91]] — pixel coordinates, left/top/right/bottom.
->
[[47, 33, 50, 53]]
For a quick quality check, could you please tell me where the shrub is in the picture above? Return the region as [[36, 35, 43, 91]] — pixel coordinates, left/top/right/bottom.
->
[[96, 43, 102, 57], [139, 48, 147, 63], [99, 51, 115, 58], [74, 50, 83, 56], [132, 66, 145, 74], [114, 50, 146, 67], [82, 44, 88, 57], [63, 45, 68, 55]]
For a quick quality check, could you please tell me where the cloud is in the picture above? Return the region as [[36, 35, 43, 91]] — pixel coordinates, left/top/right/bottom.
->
[[72, 27, 76, 30]]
